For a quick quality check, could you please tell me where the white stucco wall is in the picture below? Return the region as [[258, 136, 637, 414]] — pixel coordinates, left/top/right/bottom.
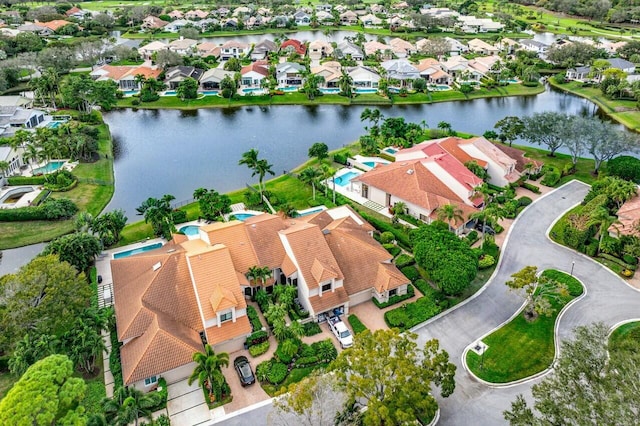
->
[[459, 144, 508, 187], [422, 160, 473, 205]]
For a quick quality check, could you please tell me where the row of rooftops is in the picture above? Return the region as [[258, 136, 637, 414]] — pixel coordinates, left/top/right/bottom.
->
[[110, 205, 408, 385]]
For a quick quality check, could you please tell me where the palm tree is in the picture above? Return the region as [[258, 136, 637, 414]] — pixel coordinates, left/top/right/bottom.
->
[[299, 167, 321, 200], [246, 265, 261, 286], [188, 344, 229, 402], [588, 206, 620, 251], [257, 266, 272, 286], [136, 195, 176, 239], [255, 158, 274, 200], [437, 121, 452, 136], [117, 388, 156, 426], [339, 70, 354, 97], [436, 203, 464, 232]]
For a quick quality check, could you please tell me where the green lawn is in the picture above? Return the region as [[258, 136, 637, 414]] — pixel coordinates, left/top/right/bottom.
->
[[466, 270, 583, 383], [0, 118, 115, 249], [609, 321, 640, 350], [512, 144, 599, 186]]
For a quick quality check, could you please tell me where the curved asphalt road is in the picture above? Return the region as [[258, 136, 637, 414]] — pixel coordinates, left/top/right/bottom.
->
[[215, 181, 640, 425]]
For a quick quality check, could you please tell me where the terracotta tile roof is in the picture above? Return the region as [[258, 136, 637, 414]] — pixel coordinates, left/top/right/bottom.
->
[[205, 315, 252, 346], [311, 258, 339, 282], [281, 254, 297, 276], [466, 137, 517, 170], [374, 263, 409, 293], [280, 223, 343, 289], [308, 287, 349, 313], [41, 20, 74, 31], [281, 39, 306, 54], [244, 214, 288, 269], [354, 160, 471, 214], [438, 137, 488, 168], [186, 244, 246, 321], [491, 142, 543, 173], [92, 65, 162, 82], [120, 312, 202, 385], [424, 153, 483, 191], [241, 60, 269, 77], [611, 190, 640, 237], [416, 58, 441, 72], [200, 221, 258, 273]]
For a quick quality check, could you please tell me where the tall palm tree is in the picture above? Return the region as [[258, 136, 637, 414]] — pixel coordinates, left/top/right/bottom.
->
[[246, 265, 260, 286], [436, 203, 464, 232], [254, 158, 274, 200], [188, 344, 229, 402], [239, 148, 260, 192], [117, 388, 156, 426], [437, 121, 452, 136], [339, 70, 353, 97], [299, 166, 321, 200]]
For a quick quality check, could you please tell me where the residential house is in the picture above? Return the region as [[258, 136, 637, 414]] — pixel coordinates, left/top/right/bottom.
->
[[347, 66, 380, 88], [192, 18, 219, 32], [389, 38, 416, 58], [219, 40, 250, 60], [456, 15, 503, 33], [222, 18, 238, 29], [518, 39, 548, 56], [359, 13, 382, 28], [492, 143, 543, 175], [0, 145, 23, 181], [565, 66, 591, 81], [381, 59, 419, 87], [336, 41, 364, 61], [308, 40, 334, 61], [607, 58, 636, 73], [17, 23, 54, 36], [110, 207, 409, 388], [90, 64, 162, 90], [141, 16, 168, 31], [168, 37, 198, 55], [370, 4, 386, 14], [608, 40, 628, 55], [65, 6, 89, 19], [185, 10, 209, 20], [164, 19, 192, 33], [443, 37, 468, 55], [167, 10, 184, 19], [416, 58, 452, 85], [609, 190, 640, 238], [441, 56, 482, 81], [164, 66, 204, 89], [40, 20, 76, 33], [352, 160, 478, 233], [316, 4, 333, 12], [196, 42, 220, 59], [364, 41, 393, 59], [276, 62, 306, 87], [316, 11, 334, 25], [138, 41, 168, 60], [232, 6, 252, 18], [312, 62, 343, 88], [0, 98, 45, 138], [496, 37, 519, 55], [566, 58, 636, 81], [467, 38, 499, 55], [281, 39, 307, 56], [251, 39, 277, 60], [340, 10, 359, 25], [241, 60, 269, 87], [393, 1, 410, 9], [468, 55, 501, 78], [199, 68, 235, 89], [293, 10, 311, 26]]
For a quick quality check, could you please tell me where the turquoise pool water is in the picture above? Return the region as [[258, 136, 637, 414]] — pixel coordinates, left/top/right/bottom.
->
[[164, 90, 177, 96], [47, 121, 62, 129], [297, 207, 324, 217], [200, 90, 219, 96], [179, 225, 201, 236], [363, 161, 375, 167], [383, 148, 397, 154], [243, 88, 265, 94], [279, 86, 298, 92], [335, 171, 360, 187], [355, 88, 377, 94], [32, 161, 65, 175], [123, 90, 139, 95], [320, 88, 340, 94], [113, 242, 163, 259], [232, 213, 257, 221]]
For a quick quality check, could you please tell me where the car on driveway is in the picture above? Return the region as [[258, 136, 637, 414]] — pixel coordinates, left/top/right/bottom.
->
[[234, 356, 255, 386], [474, 222, 496, 235]]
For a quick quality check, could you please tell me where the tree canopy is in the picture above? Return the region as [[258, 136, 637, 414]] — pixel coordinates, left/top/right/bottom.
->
[[308, 142, 329, 161], [0, 354, 87, 425], [42, 232, 103, 272], [331, 329, 455, 426]]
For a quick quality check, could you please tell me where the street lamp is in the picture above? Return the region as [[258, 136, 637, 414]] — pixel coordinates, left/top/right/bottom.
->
[[570, 261, 575, 277]]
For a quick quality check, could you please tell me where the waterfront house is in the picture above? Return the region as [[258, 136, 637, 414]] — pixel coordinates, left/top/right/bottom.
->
[[381, 59, 419, 86], [110, 206, 408, 390], [276, 62, 306, 87], [90, 64, 162, 90], [240, 60, 269, 87], [566, 58, 636, 81], [312, 62, 343, 88], [168, 37, 198, 55], [467, 38, 499, 55], [167, 10, 183, 19], [293, 10, 311, 26], [347, 66, 381, 88], [199, 68, 235, 89], [251, 39, 277, 61], [192, 18, 219, 32], [281, 39, 307, 55], [196, 42, 220, 59], [364, 41, 393, 59], [219, 40, 250, 60], [138, 41, 168, 60], [416, 58, 453, 85], [185, 9, 209, 20], [359, 13, 382, 28], [456, 15, 503, 33], [0, 145, 23, 180], [389, 38, 416, 58], [496, 37, 519, 55], [340, 10, 359, 25], [141, 16, 168, 31], [308, 40, 334, 61], [336, 41, 364, 61], [164, 66, 204, 89], [443, 37, 468, 55], [164, 19, 192, 33], [518, 39, 548, 56], [316, 3, 333, 12], [316, 11, 335, 25], [492, 143, 544, 175]]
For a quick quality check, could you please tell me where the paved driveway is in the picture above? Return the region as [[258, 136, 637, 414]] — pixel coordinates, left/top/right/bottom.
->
[[166, 379, 211, 426], [213, 181, 640, 425]]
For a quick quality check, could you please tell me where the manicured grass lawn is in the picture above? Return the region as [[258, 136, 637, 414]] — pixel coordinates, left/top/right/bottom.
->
[[466, 270, 583, 383], [512, 143, 599, 186], [609, 321, 640, 350]]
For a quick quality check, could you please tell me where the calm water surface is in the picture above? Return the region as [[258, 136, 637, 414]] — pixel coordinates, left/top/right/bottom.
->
[[104, 87, 601, 217]]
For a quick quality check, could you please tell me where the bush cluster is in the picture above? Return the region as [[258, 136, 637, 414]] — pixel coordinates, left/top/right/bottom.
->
[[395, 254, 415, 268], [266, 362, 288, 385], [400, 266, 420, 282], [246, 306, 263, 332], [245, 330, 268, 347], [384, 295, 442, 330], [541, 166, 561, 186], [248, 341, 270, 357], [521, 182, 541, 194], [606, 156, 640, 183], [302, 321, 322, 337], [517, 196, 533, 207], [383, 243, 401, 257], [347, 314, 368, 335], [478, 254, 496, 269], [7, 176, 46, 185], [413, 279, 431, 296], [333, 152, 348, 165], [0, 197, 77, 221], [360, 211, 412, 250]]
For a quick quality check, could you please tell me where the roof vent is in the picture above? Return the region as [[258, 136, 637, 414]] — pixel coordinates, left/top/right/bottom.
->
[[322, 229, 331, 235], [152, 262, 162, 271], [407, 169, 414, 175], [251, 224, 256, 228]]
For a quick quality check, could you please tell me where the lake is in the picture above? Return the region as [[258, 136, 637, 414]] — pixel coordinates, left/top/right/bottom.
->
[[103, 86, 602, 218]]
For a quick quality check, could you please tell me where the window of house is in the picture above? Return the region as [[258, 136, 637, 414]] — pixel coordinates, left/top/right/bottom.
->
[[322, 282, 332, 293], [389, 289, 397, 297], [219, 311, 232, 323], [419, 214, 428, 222], [144, 376, 158, 386]]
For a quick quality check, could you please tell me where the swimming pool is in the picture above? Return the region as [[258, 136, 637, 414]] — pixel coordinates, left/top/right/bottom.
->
[[122, 90, 139, 96], [278, 86, 298, 92], [320, 88, 340, 94], [47, 121, 62, 129], [179, 225, 201, 236], [32, 161, 65, 175], [231, 212, 257, 221], [501, 79, 519, 84], [163, 90, 177, 96], [363, 161, 376, 167], [382, 147, 397, 155], [335, 171, 360, 187], [242, 88, 266, 95], [356, 88, 378, 94], [113, 242, 163, 259], [296, 207, 325, 217], [200, 90, 219, 96]]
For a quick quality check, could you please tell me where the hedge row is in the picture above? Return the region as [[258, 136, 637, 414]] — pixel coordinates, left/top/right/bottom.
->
[[359, 211, 412, 250], [0, 198, 78, 222], [347, 314, 368, 335], [7, 175, 46, 185], [599, 253, 637, 271], [384, 294, 442, 330], [246, 306, 263, 332], [248, 340, 270, 357], [246, 330, 268, 347]]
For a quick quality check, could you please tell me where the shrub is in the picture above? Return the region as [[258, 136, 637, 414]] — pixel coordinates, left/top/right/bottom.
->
[[360, 212, 412, 250], [400, 266, 420, 282], [521, 182, 541, 194], [621, 269, 634, 277], [383, 243, 401, 257], [347, 314, 368, 335], [478, 254, 496, 269], [275, 339, 299, 364], [7, 176, 46, 185], [585, 241, 598, 257], [395, 254, 415, 268], [372, 284, 415, 309], [171, 209, 187, 224], [623, 254, 638, 265], [482, 240, 500, 259], [517, 196, 533, 207], [256, 361, 271, 382], [294, 355, 320, 368], [333, 152, 348, 165], [541, 168, 561, 186], [247, 306, 263, 332], [270, 360, 292, 381], [131, 99, 141, 106], [465, 230, 479, 245], [380, 231, 395, 244], [249, 341, 270, 357], [311, 339, 338, 362], [0, 198, 78, 222], [384, 295, 442, 330], [413, 279, 432, 296], [302, 321, 322, 336], [246, 330, 268, 347], [606, 156, 640, 183], [599, 253, 637, 270]]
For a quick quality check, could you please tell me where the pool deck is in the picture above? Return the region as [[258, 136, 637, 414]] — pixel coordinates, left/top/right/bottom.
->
[[23, 159, 77, 177]]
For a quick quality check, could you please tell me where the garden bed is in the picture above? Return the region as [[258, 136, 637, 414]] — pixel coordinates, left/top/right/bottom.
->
[[465, 270, 583, 383]]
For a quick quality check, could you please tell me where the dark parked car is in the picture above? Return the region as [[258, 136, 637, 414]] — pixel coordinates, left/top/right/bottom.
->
[[474, 222, 496, 235], [234, 356, 255, 386]]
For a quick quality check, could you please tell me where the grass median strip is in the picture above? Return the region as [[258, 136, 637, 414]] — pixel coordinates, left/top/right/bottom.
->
[[466, 269, 583, 383]]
